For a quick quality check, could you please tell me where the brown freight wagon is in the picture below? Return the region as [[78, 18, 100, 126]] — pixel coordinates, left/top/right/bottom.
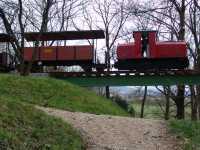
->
[[23, 30, 106, 72], [23, 45, 94, 71]]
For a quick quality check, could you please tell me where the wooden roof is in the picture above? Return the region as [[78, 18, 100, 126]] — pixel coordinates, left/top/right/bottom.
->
[[0, 34, 15, 42], [24, 30, 105, 41]]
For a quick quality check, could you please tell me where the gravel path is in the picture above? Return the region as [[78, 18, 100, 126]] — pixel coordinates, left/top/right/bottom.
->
[[37, 106, 183, 150]]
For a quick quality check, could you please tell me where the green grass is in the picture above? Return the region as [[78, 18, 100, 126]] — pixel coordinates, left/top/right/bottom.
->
[[0, 99, 84, 150], [0, 74, 128, 149], [0, 74, 128, 116], [170, 120, 200, 150], [129, 99, 192, 119], [129, 101, 164, 119]]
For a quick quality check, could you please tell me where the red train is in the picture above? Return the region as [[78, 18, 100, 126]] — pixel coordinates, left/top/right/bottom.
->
[[23, 30, 189, 71], [115, 31, 189, 70], [0, 30, 189, 72]]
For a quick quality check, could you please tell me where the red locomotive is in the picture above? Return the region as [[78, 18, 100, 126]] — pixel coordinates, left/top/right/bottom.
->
[[115, 31, 189, 70]]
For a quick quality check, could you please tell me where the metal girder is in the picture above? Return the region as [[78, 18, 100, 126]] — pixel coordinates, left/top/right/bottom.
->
[[59, 74, 200, 86]]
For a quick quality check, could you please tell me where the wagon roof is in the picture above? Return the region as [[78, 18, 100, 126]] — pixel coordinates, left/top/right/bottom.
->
[[24, 30, 105, 41], [0, 34, 15, 42]]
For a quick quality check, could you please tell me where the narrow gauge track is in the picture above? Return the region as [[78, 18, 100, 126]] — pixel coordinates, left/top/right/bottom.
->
[[48, 69, 200, 78]]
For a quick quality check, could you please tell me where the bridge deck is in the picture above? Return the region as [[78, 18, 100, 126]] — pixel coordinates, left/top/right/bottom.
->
[[49, 70, 200, 86]]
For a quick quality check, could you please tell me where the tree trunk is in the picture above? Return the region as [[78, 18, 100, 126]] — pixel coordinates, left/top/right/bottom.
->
[[165, 86, 170, 120], [175, 85, 185, 119], [106, 86, 110, 99], [196, 57, 200, 120], [19, 63, 29, 76], [173, 0, 186, 120], [140, 86, 147, 118], [197, 85, 200, 119], [190, 85, 198, 121]]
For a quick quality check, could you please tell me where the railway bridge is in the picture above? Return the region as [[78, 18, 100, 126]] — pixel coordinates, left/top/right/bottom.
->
[[49, 70, 200, 86]]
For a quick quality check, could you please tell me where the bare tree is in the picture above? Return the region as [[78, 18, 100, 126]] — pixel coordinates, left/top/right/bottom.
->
[[188, 0, 200, 119], [93, 0, 129, 69], [140, 86, 148, 118], [0, 0, 84, 75], [0, 0, 56, 75], [164, 86, 170, 120], [133, 0, 188, 119], [190, 85, 198, 120], [91, 0, 129, 98]]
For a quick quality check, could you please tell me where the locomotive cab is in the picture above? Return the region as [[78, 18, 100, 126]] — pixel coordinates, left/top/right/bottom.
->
[[148, 31, 189, 69]]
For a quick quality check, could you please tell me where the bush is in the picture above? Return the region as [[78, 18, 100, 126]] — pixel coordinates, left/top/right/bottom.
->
[[111, 95, 128, 111]]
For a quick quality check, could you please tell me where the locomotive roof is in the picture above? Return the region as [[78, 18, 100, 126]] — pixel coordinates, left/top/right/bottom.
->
[[132, 30, 158, 38], [133, 30, 157, 33], [24, 30, 105, 41], [0, 34, 15, 42]]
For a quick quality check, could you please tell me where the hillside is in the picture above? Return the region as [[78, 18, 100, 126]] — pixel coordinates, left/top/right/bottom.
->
[[0, 74, 129, 149], [0, 74, 128, 116], [0, 99, 84, 149]]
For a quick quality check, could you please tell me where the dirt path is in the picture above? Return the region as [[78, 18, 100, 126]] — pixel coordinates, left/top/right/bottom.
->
[[37, 106, 183, 150]]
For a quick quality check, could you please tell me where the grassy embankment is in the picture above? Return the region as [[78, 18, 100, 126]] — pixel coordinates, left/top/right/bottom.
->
[[0, 74, 128, 116], [0, 99, 84, 149], [0, 74, 128, 149]]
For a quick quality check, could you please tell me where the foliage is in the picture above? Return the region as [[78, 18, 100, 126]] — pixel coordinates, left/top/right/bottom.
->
[[111, 95, 129, 110], [111, 95, 137, 116]]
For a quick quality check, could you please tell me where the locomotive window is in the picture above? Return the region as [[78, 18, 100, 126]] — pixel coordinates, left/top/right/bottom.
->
[[143, 45, 150, 58], [141, 34, 149, 58]]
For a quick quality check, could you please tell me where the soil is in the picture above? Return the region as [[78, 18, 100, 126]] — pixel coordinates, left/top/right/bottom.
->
[[37, 106, 183, 150]]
